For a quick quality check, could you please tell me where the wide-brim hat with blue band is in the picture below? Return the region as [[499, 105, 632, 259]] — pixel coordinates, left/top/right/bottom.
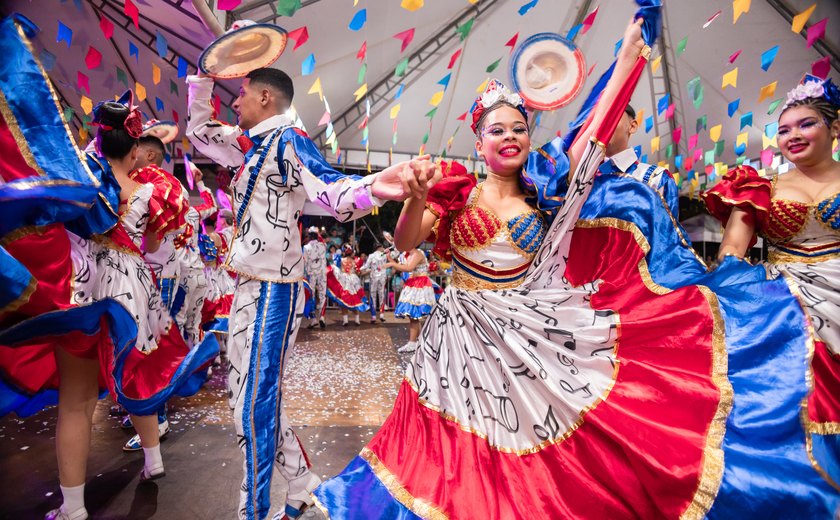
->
[[198, 20, 288, 79], [141, 119, 179, 144], [510, 32, 586, 111]]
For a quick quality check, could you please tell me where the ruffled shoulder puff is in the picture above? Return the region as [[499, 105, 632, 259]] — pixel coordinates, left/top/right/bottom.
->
[[424, 161, 476, 261], [702, 165, 771, 234], [130, 164, 189, 239]]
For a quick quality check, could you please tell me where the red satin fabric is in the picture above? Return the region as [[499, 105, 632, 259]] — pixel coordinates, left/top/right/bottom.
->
[[0, 110, 39, 182], [402, 276, 432, 289], [425, 161, 476, 261], [368, 225, 722, 518], [702, 166, 771, 248], [809, 340, 840, 424]]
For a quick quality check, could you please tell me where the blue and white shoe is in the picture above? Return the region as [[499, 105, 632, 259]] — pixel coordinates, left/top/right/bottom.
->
[[122, 420, 171, 452]]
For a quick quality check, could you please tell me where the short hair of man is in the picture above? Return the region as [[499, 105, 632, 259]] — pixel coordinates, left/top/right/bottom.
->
[[624, 104, 636, 120], [246, 68, 294, 104], [138, 135, 166, 156]]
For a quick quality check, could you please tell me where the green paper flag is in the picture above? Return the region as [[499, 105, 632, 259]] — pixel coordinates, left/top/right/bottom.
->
[[116, 67, 127, 86], [714, 140, 725, 157], [456, 18, 474, 41], [486, 57, 501, 73], [440, 149, 447, 159], [63, 107, 74, 123], [395, 57, 409, 77], [422, 132, 429, 144], [357, 63, 366, 85], [767, 98, 783, 115], [276, 0, 301, 17], [665, 143, 673, 158], [696, 115, 707, 132], [170, 79, 179, 95], [676, 36, 688, 55], [704, 149, 715, 165], [736, 156, 746, 165], [425, 107, 438, 118]]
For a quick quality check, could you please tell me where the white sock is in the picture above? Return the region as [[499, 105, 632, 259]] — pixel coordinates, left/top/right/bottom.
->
[[342, 315, 348, 324], [143, 444, 164, 474], [354, 315, 360, 324], [59, 483, 86, 517]]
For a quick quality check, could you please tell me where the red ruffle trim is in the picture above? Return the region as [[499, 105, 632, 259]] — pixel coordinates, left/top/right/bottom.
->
[[129, 164, 189, 239], [701, 165, 770, 248], [425, 161, 476, 261]]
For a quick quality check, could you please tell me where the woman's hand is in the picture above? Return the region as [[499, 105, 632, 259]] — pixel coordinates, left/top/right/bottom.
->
[[371, 155, 439, 201], [619, 17, 645, 60]]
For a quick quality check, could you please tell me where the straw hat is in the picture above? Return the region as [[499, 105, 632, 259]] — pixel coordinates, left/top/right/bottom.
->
[[198, 20, 288, 79], [141, 119, 179, 144], [509, 33, 586, 111]]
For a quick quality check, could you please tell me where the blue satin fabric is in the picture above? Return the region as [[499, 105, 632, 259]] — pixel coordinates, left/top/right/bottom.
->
[[520, 136, 571, 219], [0, 244, 34, 312], [314, 456, 422, 520], [241, 282, 299, 520], [562, 1, 662, 151], [583, 173, 840, 515]]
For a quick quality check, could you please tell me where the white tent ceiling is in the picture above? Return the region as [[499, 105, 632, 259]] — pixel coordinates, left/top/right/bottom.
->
[[5, 0, 838, 181]]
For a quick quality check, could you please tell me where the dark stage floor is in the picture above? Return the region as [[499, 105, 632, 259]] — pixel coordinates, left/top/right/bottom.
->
[[1, 312, 412, 519]]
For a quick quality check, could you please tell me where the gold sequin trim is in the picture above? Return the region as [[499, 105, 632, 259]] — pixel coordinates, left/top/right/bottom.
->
[[359, 447, 448, 520], [450, 267, 525, 291], [768, 249, 840, 265]]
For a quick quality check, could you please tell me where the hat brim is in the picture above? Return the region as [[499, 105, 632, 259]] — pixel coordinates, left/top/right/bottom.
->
[[199, 24, 288, 79], [141, 121, 179, 144], [510, 33, 586, 111]]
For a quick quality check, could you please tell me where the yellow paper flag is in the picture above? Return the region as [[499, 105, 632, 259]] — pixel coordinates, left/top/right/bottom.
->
[[354, 83, 368, 102], [429, 91, 444, 107], [308, 77, 323, 101], [722, 67, 738, 89], [709, 124, 722, 142], [716, 162, 728, 176], [758, 81, 777, 102], [650, 136, 660, 153], [736, 131, 749, 148], [791, 4, 816, 33], [762, 133, 777, 149], [152, 63, 161, 85], [80, 95, 93, 115], [635, 108, 645, 127], [400, 0, 424, 11], [390, 104, 401, 119], [79, 126, 88, 142], [650, 55, 662, 74], [182, 136, 190, 151], [658, 161, 669, 169], [733, 0, 751, 23], [672, 172, 681, 185], [325, 133, 336, 146], [476, 78, 488, 93], [135, 82, 146, 102]]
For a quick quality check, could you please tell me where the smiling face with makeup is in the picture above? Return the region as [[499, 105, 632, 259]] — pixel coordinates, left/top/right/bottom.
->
[[474, 104, 531, 177], [778, 103, 840, 169]]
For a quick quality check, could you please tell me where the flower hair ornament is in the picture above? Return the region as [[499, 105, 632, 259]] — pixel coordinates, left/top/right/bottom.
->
[[91, 90, 143, 138], [470, 79, 529, 134], [783, 74, 840, 111]]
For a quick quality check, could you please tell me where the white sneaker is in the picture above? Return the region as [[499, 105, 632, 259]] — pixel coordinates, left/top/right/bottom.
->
[[397, 341, 418, 353], [45, 507, 88, 520]]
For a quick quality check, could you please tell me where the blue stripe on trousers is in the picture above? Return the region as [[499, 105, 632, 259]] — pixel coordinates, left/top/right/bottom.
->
[[242, 281, 299, 520]]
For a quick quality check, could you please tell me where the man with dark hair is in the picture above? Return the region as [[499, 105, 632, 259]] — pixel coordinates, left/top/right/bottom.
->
[[602, 103, 679, 216], [186, 66, 436, 520], [303, 226, 327, 329]]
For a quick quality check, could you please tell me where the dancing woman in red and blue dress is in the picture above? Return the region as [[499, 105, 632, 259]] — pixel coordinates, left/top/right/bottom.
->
[[314, 4, 840, 518]]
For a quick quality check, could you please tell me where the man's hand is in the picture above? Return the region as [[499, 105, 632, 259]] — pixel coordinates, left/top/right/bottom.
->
[[371, 155, 441, 201], [192, 165, 204, 184]]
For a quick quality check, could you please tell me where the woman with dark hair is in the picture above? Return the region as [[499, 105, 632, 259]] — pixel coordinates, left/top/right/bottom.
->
[[326, 244, 369, 326], [386, 248, 435, 353]]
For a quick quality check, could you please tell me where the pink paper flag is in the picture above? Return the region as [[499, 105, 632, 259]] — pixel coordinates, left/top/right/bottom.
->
[[77, 71, 90, 94], [728, 49, 741, 63], [287, 26, 309, 51], [703, 10, 722, 29], [124, 0, 139, 29], [665, 103, 675, 120], [357, 116, 368, 129], [812, 56, 831, 79], [693, 148, 703, 161], [99, 16, 114, 39], [317, 110, 331, 127], [217, 0, 242, 9], [688, 133, 699, 149], [587, 62, 597, 77], [393, 28, 415, 53], [172, 110, 179, 123], [184, 156, 195, 190], [356, 41, 367, 62], [761, 148, 774, 166], [447, 48, 462, 69], [456, 111, 468, 121], [580, 7, 598, 34], [85, 46, 102, 69], [505, 33, 519, 54], [806, 18, 827, 48], [212, 95, 220, 118], [672, 126, 682, 144]]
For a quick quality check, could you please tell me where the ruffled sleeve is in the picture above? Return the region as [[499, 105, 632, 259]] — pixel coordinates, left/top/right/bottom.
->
[[702, 165, 771, 234], [130, 165, 189, 240], [520, 136, 571, 220], [424, 161, 477, 260]]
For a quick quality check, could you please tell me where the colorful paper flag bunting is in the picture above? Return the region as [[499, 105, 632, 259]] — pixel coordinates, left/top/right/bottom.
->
[[170, 79, 178, 95], [709, 124, 722, 142], [566, 24, 582, 41], [116, 66, 128, 86], [791, 4, 816, 33], [762, 133, 777, 149], [696, 115, 707, 132], [476, 78, 489, 93], [393, 28, 415, 53], [395, 57, 409, 77], [518, 0, 539, 16], [688, 133, 699, 149], [426, 107, 438, 119], [99, 16, 114, 39], [733, 0, 751, 23], [758, 81, 777, 102], [645, 116, 654, 133], [728, 49, 742, 63], [287, 27, 309, 51], [727, 98, 740, 117], [217, 0, 243, 10], [156, 31, 168, 58], [357, 63, 366, 85], [429, 91, 444, 107], [152, 63, 161, 85], [77, 72, 90, 94], [308, 77, 323, 100], [650, 136, 660, 153], [657, 93, 669, 115], [390, 104, 401, 119], [129, 41, 139, 63], [177, 57, 188, 78], [301, 53, 316, 75], [448, 48, 462, 69], [57, 21, 72, 47], [276, 0, 301, 17], [650, 55, 662, 73], [354, 83, 367, 101], [760, 45, 778, 71], [395, 84, 405, 99], [456, 19, 474, 41], [812, 56, 831, 79], [673, 126, 682, 144], [401, 0, 424, 11], [155, 97, 164, 111], [124, 0, 139, 29], [437, 73, 451, 90], [85, 46, 101, 69], [581, 6, 598, 33], [486, 58, 502, 73], [766, 98, 783, 114], [761, 148, 774, 166], [348, 9, 366, 31], [740, 112, 752, 129], [806, 18, 827, 48], [722, 67, 738, 89], [135, 82, 146, 102], [765, 121, 778, 138], [356, 41, 367, 62], [703, 10, 722, 28], [676, 36, 688, 55], [318, 110, 331, 126], [505, 33, 519, 53]]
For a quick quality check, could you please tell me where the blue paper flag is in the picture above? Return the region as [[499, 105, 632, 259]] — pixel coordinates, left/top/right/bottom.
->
[[739, 111, 753, 130], [675, 155, 683, 169], [57, 21, 73, 47], [518, 0, 539, 16], [395, 83, 405, 100], [40, 50, 57, 71], [634, 145, 643, 158], [156, 31, 168, 59], [735, 142, 746, 156], [301, 53, 316, 75], [534, 111, 543, 127], [657, 93, 669, 115], [348, 9, 366, 31], [760, 45, 779, 72], [640, 154, 648, 163], [645, 115, 654, 133], [566, 23, 582, 41], [765, 121, 778, 138], [129, 41, 139, 62], [177, 57, 188, 78], [438, 73, 451, 90], [156, 97, 165, 112], [727, 98, 740, 117], [614, 38, 623, 57]]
